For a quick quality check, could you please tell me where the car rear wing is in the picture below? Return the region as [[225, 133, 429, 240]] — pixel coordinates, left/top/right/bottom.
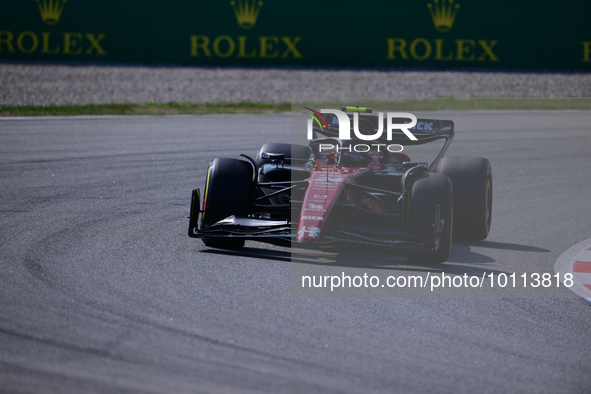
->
[[313, 112, 454, 145], [312, 111, 454, 172]]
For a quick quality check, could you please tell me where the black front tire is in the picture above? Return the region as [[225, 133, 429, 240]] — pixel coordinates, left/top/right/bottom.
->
[[405, 173, 453, 264], [200, 158, 253, 249], [437, 156, 492, 241]]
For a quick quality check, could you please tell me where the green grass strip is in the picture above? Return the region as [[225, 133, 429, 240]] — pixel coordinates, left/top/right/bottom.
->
[[2, 98, 591, 117], [0, 102, 291, 117]]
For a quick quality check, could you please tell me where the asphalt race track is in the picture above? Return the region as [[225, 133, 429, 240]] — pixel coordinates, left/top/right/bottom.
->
[[1, 112, 590, 393]]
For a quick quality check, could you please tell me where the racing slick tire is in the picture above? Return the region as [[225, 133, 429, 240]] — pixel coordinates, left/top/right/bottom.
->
[[437, 156, 492, 241], [256, 143, 311, 166], [405, 173, 453, 264], [200, 158, 254, 248]]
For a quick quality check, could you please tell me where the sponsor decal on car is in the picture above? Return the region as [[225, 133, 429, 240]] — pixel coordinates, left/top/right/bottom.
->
[[306, 204, 327, 212], [298, 226, 321, 239], [313, 176, 345, 184], [301, 216, 324, 221]]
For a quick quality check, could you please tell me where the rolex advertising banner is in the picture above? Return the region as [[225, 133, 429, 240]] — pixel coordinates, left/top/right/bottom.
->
[[0, 0, 589, 70]]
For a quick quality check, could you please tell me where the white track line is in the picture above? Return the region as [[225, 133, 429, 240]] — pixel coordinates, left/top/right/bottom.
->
[[554, 238, 591, 302]]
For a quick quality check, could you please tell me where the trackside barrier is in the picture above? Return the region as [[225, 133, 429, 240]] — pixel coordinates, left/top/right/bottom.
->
[[0, 0, 589, 70]]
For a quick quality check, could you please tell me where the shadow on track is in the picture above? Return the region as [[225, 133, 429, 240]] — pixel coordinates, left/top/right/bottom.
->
[[199, 246, 291, 263], [197, 239, 549, 278], [454, 240, 550, 253]]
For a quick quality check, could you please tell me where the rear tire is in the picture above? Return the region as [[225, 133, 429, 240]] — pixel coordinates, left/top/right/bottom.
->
[[200, 158, 253, 249], [437, 156, 492, 241], [405, 173, 453, 264]]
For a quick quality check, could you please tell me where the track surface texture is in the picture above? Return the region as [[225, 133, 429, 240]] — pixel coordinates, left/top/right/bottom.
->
[[1, 112, 591, 393], [2, 63, 591, 105]]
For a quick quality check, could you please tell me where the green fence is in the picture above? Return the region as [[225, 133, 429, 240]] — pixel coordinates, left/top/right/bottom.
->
[[0, 0, 589, 70]]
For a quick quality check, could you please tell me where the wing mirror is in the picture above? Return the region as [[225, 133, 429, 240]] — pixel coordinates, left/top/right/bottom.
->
[[402, 161, 428, 170], [261, 152, 285, 161]]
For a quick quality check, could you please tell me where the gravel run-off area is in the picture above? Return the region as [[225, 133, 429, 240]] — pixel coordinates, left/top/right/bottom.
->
[[1, 62, 591, 106]]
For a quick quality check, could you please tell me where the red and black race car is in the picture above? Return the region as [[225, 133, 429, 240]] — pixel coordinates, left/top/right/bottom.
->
[[188, 107, 492, 264]]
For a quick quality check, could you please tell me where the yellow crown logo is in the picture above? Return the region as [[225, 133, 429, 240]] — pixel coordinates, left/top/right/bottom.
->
[[230, 0, 263, 29], [36, 0, 68, 25], [427, 0, 459, 33]]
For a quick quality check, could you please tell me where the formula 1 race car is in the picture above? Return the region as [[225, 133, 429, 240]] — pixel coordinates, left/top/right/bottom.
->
[[188, 107, 492, 264]]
